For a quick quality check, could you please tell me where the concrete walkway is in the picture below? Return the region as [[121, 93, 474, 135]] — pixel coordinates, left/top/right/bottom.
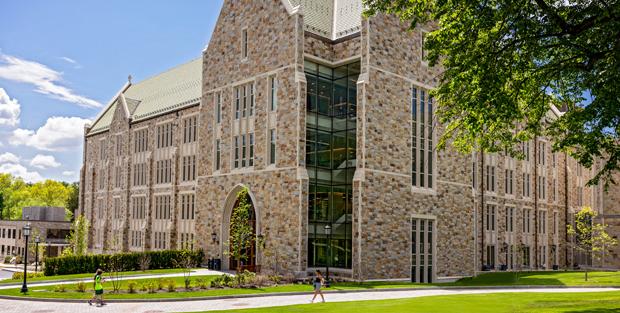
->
[[0, 269, 226, 290], [0, 287, 617, 313]]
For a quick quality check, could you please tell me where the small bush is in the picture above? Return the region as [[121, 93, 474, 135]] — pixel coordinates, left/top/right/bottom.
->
[[140, 282, 148, 292], [75, 281, 87, 293], [11, 271, 44, 280], [3, 256, 11, 263], [195, 278, 209, 289], [210, 275, 224, 288], [252, 275, 271, 287], [268, 275, 282, 284], [54, 284, 67, 293], [127, 281, 138, 294], [166, 279, 176, 292], [146, 281, 157, 294], [157, 278, 165, 290]]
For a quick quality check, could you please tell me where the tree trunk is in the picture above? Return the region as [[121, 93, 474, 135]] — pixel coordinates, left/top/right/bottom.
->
[[585, 269, 588, 281]]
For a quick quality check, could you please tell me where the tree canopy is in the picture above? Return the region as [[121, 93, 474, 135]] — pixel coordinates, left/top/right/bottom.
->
[[364, 0, 620, 187], [0, 173, 77, 220]]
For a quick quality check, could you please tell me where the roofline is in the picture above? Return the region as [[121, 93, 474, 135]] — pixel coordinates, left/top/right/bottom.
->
[[87, 82, 131, 134]]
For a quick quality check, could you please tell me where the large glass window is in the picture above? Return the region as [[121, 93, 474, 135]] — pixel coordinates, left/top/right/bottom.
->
[[305, 60, 359, 269]]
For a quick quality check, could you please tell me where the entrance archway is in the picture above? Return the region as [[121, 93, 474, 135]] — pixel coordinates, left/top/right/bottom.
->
[[220, 184, 260, 272]]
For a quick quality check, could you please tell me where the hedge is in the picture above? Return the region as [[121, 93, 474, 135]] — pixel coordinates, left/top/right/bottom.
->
[[44, 250, 204, 276]]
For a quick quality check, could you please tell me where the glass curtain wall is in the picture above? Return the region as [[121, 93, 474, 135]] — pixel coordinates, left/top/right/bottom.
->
[[305, 60, 359, 269]]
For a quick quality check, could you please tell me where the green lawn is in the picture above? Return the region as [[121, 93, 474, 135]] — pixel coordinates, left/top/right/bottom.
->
[[0, 271, 618, 300], [0, 268, 188, 284], [202, 291, 620, 313]]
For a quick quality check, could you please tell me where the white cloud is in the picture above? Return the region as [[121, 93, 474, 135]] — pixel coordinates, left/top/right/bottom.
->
[[0, 163, 43, 182], [60, 56, 77, 64], [0, 88, 20, 127], [30, 154, 61, 169], [62, 171, 76, 176], [0, 53, 100, 108], [9, 116, 91, 151], [0, 152, 20, 164]]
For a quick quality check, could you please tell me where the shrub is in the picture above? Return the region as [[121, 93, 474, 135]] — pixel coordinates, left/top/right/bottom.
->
[[183, 277, 191, 290], [157, 278, 165, 290], [166, 279, 176, 292], [54, 284, 67, 292], [75, 281, 87, 293], [268, 275, 282, 284], [236, 270, 255, 286], [252, 275, 271, 287], [11, 271, 44, 280], [210, 275, 224, 288], [43, 249, 204, 276], [127, 281, 138, 294], [195, 278, 209, 289], [146, 281, 157, 294], [3, 256, 11, 263], [140, 282, 148, 292]]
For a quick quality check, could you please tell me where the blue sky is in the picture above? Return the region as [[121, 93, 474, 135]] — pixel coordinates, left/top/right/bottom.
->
[[0, 0, 223, 182]]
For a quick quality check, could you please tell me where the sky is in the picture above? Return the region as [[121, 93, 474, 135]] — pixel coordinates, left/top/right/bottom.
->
[[0, 0, 224, 183]]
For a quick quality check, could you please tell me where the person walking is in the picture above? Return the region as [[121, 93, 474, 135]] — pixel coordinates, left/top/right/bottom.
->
[[311, 270, 325, 303], [88, 269, 105, 306]]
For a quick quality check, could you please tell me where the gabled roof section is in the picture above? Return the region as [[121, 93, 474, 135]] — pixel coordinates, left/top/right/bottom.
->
[[286, 0, 362, 40], [87, 58, 202, 136]]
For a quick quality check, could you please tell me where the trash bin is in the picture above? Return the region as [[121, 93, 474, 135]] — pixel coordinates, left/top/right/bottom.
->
[[213, 259, 221, 271]]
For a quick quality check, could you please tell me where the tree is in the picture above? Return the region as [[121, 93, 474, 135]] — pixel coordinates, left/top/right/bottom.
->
[[364, 0, 620, 187], [65, 182, 79, 220], [64, 214, 90, 256], [225, 187, 255, 274], [567, 207, 618, 281], [173, 249, 197, 290]]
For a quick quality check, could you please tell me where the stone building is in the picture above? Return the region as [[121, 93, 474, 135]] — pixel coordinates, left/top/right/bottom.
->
[[0, 207, 71, 260], [79, 0, 617, 281]]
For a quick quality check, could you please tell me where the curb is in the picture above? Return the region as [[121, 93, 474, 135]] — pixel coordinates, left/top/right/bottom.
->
[[0, 285, 618, 303]]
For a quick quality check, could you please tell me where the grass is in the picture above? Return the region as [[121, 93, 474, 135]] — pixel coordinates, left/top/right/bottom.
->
[[0, 268, 188, 284], [200, 291, 620, 313], [0, 271, 618, 300]]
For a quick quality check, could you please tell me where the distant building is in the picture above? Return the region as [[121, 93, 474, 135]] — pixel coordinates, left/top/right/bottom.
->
[[79, 0, 619, 281], [0, 207, 71, 260]]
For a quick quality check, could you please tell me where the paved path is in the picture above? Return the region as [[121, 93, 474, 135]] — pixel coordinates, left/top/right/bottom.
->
[[0, 287, 617, 313], [0, 269, 226, 290]]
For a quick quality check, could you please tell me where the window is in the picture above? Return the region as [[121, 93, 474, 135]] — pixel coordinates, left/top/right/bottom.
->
[[553, 178, 557, 202], [472, 159, 477, 189], [132, 163, 146, 186], [180, 194, 195, 220], [241, 134, 247, 167], [506, 207, 515, 232], [577, 186, 583, 206], [411, 87, 434, 188], [131, 196, 146, 219], [539, 210, 547, 234], [522, 208, 531, 233], [270, 76, 277, 111], [134, 129, 148, 153], [486, 245, 496, 268], [552, 153, 556, 168], [154, 195, 171, 220], [215, 139, 221, 171], [156, 123, 173, 148], [235, 87, 240, 120], [183, 116, 197, 144], [485, 204, 496, 231], [249, 133, 254, 167], [553, 211, 558, 235], [241, 28, 248, 58], [505, 169, 514, 195], [269, 129, 276, 165], [523, 141, 530, 162], [113, 197, 121, 219], [485, 165, 496, 192], [156, 159, 172, 184], [522, 246, 531, 267], [114, 166, 122, 188], [538, 175, 546, 200], [249, 83, 254, 116], [523, 173, 531, 197], [421, 31, 427, 61], [216, 93, 221, 124], [234, 136, 240, 169], [115, 135, 122, 156], [539, 142, 546, 165], [182, 155, 196, 181], [411, 218, 435, 283]]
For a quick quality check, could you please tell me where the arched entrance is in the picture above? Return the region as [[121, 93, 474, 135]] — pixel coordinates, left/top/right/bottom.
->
[[220, 184, 260, 272]]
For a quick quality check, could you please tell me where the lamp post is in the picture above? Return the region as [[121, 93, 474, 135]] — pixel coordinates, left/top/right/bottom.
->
[[20, 222, 31, 294], [34, 236, 40, 273], [324, 225, 331, 287]]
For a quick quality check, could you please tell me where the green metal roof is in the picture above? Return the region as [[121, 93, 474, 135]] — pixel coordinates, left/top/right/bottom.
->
[[88, 58, 201, 135], [288, 0, 362, 40]]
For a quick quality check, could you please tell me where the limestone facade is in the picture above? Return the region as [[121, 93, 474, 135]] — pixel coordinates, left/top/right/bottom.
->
[[80, 0, 617, 280]]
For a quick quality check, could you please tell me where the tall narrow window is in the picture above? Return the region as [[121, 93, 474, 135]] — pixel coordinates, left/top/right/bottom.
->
[[486, 165, 496, 192], [215, 139, 221, 171], [235, 87, 240, 120], [249, 133, 254, 167], [234, 136, 239, 169], [269, 129, 276, 165], [241, 29, 248, 59], [270, 76, 277, 111], [216, 93, 221, 124], [412, 87, 434, 189], [242, 84, 247, 118], [249, 83, 254, 116], [241, 134, 247, 167]]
